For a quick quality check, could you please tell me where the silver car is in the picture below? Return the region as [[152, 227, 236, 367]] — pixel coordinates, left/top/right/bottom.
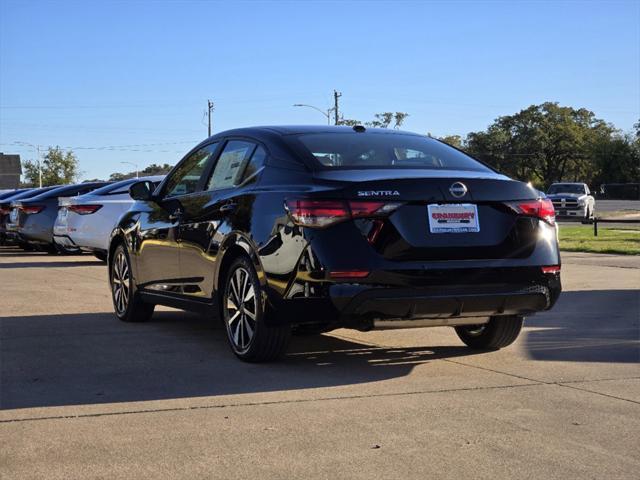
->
[[53, 176, 164, 260]]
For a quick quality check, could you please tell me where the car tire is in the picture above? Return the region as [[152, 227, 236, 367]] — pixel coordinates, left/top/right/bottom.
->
[[19, 242, 34, 252], [455, 315, 524, 350], [222, 256, 290, 362], [44, 244, 59, 255], [110, 244, 154, 323]]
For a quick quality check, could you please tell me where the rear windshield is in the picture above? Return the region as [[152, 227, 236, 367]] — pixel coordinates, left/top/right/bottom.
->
[[89, 179, 135, 196], [292, 132, 492, 172]]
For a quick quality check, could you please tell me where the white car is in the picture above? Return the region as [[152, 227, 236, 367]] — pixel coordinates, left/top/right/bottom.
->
[[546, 182, 595, 223], [53, 176, 164, 260]]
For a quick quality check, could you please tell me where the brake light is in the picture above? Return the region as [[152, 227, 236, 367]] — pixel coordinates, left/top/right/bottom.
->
[[510, 199, 555, 225], [20, 205, 45, 215], [285, 200, 350, 227], [285, 199, 402, 228], [329, 270, 370, 279], [68, 204, 102, 215], [541, 265, 560, 274]]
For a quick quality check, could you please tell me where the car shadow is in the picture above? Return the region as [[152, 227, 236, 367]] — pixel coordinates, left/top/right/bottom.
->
[[524, 289, 639, 363], [0, 248, 46, 256], [0, 260, 102, 268], [0, 310, 481, 409]]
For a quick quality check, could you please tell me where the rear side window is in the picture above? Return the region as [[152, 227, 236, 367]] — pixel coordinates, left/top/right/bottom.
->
[[292, 133, 492, 172], [206, 141, 258, 191], [165, 143, 218, 197], [240, 146, 266, 183]]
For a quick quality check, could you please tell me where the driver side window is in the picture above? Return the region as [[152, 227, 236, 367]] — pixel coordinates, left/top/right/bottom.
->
[[165, 143, 218, 197]]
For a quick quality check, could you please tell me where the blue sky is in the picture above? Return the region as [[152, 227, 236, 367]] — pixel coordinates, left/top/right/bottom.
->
[[1, 0, 638, 180]]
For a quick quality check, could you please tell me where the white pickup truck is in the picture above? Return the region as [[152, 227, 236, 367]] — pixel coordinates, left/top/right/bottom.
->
[[546, 182, 595, 223]]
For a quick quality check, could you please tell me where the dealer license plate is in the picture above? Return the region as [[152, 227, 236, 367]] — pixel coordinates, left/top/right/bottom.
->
[[428, 204, 480, 233]]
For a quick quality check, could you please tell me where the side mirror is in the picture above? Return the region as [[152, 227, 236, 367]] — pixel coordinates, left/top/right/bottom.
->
[[129, 180, 156, 201]]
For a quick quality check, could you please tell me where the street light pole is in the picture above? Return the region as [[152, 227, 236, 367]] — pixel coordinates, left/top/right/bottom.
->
[[36, 146, 42, 188], [292, 104, 334, 125], [15, 141, 43, 188], [121, 161, 139, 178]]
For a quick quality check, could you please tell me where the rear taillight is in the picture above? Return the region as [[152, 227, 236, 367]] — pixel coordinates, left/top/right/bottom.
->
[[0, 206, 10, 215], [68, 204, 102, 215], [509, 199, 555, 225], [285, 199, 402, 228], [541, 265, 560, 274], [329, 270, 370, 279], [20, 205, 45, 215]]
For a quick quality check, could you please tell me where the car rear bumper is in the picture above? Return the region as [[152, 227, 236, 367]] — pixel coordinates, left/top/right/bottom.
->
[[270, 274, 561, 327], [554, 206, 588, 218], [336, 283, 553, 320], [53, 234, 78, 248]]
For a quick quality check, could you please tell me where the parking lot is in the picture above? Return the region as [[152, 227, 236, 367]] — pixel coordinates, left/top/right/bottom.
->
[[1, 247, 639, 479]]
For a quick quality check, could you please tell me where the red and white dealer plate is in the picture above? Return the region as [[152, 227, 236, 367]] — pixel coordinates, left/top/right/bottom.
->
[[427, 204, 480, 233]]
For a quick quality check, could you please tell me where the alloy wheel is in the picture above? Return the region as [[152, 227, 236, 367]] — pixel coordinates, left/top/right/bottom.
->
[[112, 250, 130, 315], [463, 325, 487, 336], [225, 266, 257, 352]]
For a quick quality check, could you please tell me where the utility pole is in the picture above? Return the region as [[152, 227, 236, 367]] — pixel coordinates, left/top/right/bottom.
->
[[207, 99, 215, 137], [333, 90, 342, 125]]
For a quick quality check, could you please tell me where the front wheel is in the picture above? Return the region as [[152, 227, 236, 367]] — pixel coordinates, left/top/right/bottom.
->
[[455, 315, 524, 350], [222, 257, 290, 362], [110, 244, 154, 322]]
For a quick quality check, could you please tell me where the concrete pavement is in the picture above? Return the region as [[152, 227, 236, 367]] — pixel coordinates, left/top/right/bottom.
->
[[0, 247, 638, 479]]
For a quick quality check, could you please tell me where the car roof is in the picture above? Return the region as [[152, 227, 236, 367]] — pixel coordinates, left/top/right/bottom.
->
[[2, 186, 60, 203], [86, 175, 164, 195], [206, 125, 421, 138], [0, 189, 28, 200], [24, 182, 109, 201]]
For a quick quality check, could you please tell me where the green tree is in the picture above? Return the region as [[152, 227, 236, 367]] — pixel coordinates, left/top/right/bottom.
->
[[590, 132, 640, 186], [438, 135, 463, 149], [22, 146, 79, 187], [109, 163, 173, 181], [339, 112, 409, 129], [465, 102, 616, 188]]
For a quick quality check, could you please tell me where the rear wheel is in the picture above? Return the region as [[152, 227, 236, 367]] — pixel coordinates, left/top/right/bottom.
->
[[44, 244, 59, 255], [110, 244, 154, 322], [455, 315, 524, 350], [222, 256, 290, 362], [19, 242, 35, 252]]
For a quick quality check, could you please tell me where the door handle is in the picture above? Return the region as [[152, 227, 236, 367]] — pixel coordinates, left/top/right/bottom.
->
[[169, 207, 183, 222], [219, 202, 237, 213]]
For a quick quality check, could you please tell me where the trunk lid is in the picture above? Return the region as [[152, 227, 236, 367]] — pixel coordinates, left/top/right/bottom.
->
[[313, 169, 542, 261]]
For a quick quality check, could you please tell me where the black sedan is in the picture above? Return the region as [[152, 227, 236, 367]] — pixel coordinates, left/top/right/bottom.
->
[[109, 126, 561, 362], [7, 182, 109, 252]]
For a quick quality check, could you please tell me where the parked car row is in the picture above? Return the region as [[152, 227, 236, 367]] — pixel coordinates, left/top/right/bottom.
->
[[0, 177, 163, 258], [2, 126, 564, 363]]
